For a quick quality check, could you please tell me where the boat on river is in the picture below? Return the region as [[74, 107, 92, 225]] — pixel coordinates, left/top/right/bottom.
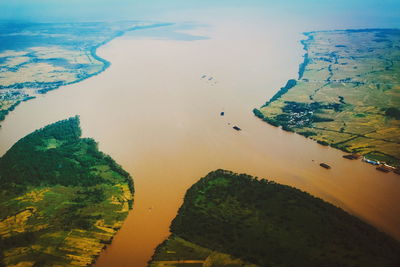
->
[[320, 163, 331, 169], [343, 154, 361, 160], [376, 165, 391, 173]]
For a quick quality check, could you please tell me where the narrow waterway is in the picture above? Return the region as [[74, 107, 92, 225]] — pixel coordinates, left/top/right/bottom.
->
[[0, 18, 399, 267]]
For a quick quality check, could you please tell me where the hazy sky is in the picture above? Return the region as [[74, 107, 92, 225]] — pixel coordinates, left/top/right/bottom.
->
[[0, 0, 399, 30]]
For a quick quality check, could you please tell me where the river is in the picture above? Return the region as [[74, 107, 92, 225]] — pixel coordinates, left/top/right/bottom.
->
[[0, 17, 399, 267]]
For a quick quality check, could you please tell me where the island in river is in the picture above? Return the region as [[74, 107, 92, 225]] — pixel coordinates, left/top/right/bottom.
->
[[253, 29, 400, 167], [149, 170, 400, 267], [0, 21, 169, 126], [0, 116, 133, 266]]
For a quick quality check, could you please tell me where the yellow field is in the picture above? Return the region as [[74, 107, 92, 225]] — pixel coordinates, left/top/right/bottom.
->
[[256, 29, 400, 166]]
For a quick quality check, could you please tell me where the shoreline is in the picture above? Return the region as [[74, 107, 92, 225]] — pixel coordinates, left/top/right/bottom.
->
[[149, 170, 400, 266], [1, 21, 399, 266], [253, 29, 400, 169], [0, 22, 172, 125], [0, 116, 135, 266]]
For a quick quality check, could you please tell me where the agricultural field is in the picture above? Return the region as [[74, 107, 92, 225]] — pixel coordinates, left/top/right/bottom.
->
[[254, 29, 400, 166], [149, 170, 400, 267], [150, 236, 257, 267], [0, 21, 162, 125], [0, 116, 134, 266]]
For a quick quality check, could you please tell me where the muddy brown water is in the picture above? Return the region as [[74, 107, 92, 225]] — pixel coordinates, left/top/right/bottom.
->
[[0, 18, 399, 267]]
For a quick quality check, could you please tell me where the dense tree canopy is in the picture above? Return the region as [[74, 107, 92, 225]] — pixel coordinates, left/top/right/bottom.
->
[[0, 116, 134, 266], [169, 169, 400, 267]]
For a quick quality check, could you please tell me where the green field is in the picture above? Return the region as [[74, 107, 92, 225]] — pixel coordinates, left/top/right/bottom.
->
[[149, 170, 400, 267], [0, 116, 134, 266], [254, 29, 400, 167], [0, 21, 168, 126]]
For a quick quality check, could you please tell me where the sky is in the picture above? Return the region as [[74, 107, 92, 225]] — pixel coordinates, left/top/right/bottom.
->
[[0, 0, 399, 30]]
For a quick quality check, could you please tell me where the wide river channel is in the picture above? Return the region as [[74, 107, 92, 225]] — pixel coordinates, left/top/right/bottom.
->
[[0, 17, 399, 267]]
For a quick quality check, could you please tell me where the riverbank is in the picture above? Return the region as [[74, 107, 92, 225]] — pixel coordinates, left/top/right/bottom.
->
[[0, 117, 133, 266], [0, 21, 171, 126], [254, 29, 400, 168], [150, 170, 400, 266], [0, 19, 399, 267]]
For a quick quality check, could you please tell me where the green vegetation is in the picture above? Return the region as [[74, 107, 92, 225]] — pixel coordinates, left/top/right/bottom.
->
[[0, 21, 170, 126], [150, 170, 400, 267], [264, 79, 297, 105], [385, 107, 400, 120], [150, 235, 257, 267], [254, 29, 400, 166], [0, 116, 134, 266], [0, 101, 21, 122]]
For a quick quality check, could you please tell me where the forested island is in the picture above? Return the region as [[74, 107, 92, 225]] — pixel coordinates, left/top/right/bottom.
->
[[0, 116, 134, 266], [149, 170, 400, 267], [0, 21, 169, 126], [254, 29, 400, 167]]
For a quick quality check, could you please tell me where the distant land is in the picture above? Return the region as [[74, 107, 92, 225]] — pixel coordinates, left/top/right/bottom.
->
[[0, 116, 134, 266], [0, 21, 170, 126], [254, 29, 400, 167], [150, 170, 400, 267]]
